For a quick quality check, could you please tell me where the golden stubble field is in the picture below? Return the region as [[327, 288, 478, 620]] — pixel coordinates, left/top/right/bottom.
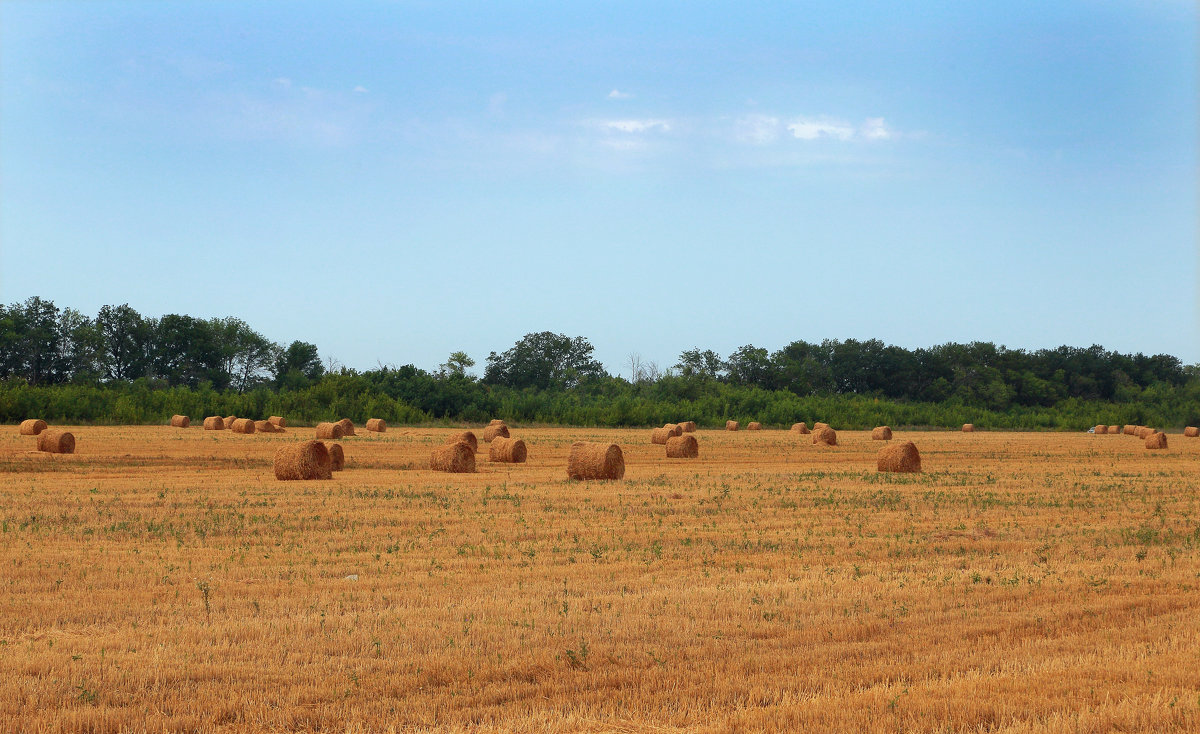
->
[[2, 425, 1198, 733]]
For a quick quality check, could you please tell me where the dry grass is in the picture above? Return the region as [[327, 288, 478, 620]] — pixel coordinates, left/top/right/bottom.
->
[[1, 426, 1199, 732]]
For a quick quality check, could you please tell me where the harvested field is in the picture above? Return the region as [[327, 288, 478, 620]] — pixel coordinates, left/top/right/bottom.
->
[[1, 426, 1199, 732]]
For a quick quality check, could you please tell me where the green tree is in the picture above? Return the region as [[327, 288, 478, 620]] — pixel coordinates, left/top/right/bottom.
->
[[484, 332, 606, 389]]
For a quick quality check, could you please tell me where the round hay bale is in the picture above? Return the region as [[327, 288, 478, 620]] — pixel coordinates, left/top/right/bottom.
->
[[431, 441, 475, 473], [315, 422, 344, 440], [19, 419, 48, 435], [366, 418, 387, 432], [1135, 426, 1152, 439], [169, 415, 190, 428], [725, 420, 739, 431], [229, 418, 256, 434], [813, 422, 829, 432], [663, 423, 683, 437], [1184, 426, 1199, 438], [254, 420, 277, 433], [1108, 425, 1119, 434], [483, 424, 510, 442], [790, 422, 809, 434], [489, 436, 527, 463], [678, 421, 697, 433], [37, 429, 75, 454], [665, 435, 699, 458], [335, 418, 356, 437], [326, 442, 345, 471], [747, 421, 762, 431], [203, 416, 225, 430], [567, 442, 624, 480], [961, 423, 975, 432], [446, 431, 478, 453], [223, 416, 237, 429], [812, 427, 837, 446], [871, 426, 892, 441], [488, 419, 506, 426], [268, 416, 286, 428], [1093, 424, 1108, 435], [1145, 432, 1167, 450], [274, 441, 332, 481], [1122, 424, 1136, 435], [650, 427, 672, 445], [877, 441, 921, 473]]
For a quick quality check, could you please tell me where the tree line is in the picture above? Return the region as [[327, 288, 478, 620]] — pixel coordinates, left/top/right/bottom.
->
[[1, 297, 1197, 429]]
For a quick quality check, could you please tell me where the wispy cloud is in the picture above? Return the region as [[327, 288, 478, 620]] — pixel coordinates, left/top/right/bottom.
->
[[599, 118, 671, 133], [860, 117, 893, 140], [786, 116, 897, 142], [607, 89, 633, 100], [734, 114, 781, 144], [353, 85, 369, 94], [787, 117, 856, 141]]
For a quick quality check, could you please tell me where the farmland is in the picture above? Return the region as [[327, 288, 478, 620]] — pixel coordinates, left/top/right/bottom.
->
[[2, 426, 1199, 732]]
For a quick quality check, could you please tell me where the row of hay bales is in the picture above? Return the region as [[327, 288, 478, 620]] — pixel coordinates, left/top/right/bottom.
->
[[19, 419, 76, 454], [430, 421, 528, 473], [1113, 424, 1172, 449], [273, 440, 347, 480], [183, 415, 389, 436]]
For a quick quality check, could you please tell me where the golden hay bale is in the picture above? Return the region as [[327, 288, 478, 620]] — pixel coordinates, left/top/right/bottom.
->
[[1108, 425, 1119, 434], [203, 416, 225, 430], [663, 423, 683, 437], [326, 442, 345, 471], [650, 427, 673, 445], [961, 423, 975, 432], [483, 424, 510, 442], [567, 442, 624, 480], [678, 421, 697, 433], [1093, 424, 1108, 435], [488, 419, 506, 426], [431, 441, 475, 473], [813, 422, 829, 432], [1145, 432, 1167, 450], [812, 427, 837, 446], [489, 436, 527, 463], [790, 422, 809, 434], [877, 441, 921, 473], [223, 415, 237, 429], [170, 415, 190, 428], [1122, 424, 1136, 435], [315, 422, 344, 440], [446, 431, 479, 453], [254, 420, 277, 433], [747, 421, 762, 431], [725, 420, 739, 431], [335, 418, 356, 436], [1184, 426, 1199, 438], [1135, 426, 1153, 439], [665, 435, 699, 458], [19, 419, 48, 435], [274, 441, 332, 481], [871, 426, 893, 440], [268, 416, 286, 428], [366, 418, 386, 432], [229, 418, 256, 434], [37, 429, 75, 454]]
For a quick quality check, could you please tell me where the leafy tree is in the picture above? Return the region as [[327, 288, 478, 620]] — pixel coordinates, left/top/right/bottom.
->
[[273, 341, 323, 388], [726, 344, 773, 387], [675, 348, 726, 380], [439, 351, 476, 379], [484, 332, 606, 389], [96, 304, 153, 381]]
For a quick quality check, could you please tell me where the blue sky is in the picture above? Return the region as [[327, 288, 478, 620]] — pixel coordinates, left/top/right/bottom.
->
[[2, 1, 1196, 375]]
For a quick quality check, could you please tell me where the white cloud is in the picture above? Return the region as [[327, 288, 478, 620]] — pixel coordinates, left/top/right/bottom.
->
[[787, 117, 855, 141], [272, 77, 292, 89], [607, 89, 633, 100], [734, 114, 781, 144], [353, 85, 369, 94], [860, 117, 893, 140], [600, 118, 671, 133]]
